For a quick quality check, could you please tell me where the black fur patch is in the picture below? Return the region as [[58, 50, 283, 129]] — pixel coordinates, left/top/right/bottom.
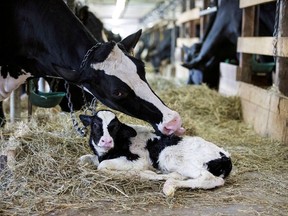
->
[[206, 152, 232, 178], [146, 135, 182, 169], [98, 120, 139, 162], [98, 134, 139, 163]]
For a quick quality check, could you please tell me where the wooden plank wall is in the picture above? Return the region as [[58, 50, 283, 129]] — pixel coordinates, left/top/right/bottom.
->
[[219, 0, 288, 144]]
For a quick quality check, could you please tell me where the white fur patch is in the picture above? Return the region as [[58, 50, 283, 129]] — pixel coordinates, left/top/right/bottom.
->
[[0, 73, 31, 101], [157, 136, 230, 179], [91, 140, 106, 157], [97, 110, 115, 126]]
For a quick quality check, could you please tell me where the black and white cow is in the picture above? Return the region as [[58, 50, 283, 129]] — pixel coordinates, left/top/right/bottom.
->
[[79, 110, 232, 196], [182, 0, 275, 89], [0, 0, 184, 136]]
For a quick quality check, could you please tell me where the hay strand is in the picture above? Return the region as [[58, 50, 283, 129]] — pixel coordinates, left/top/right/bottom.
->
[[0, 76, 287, 215]]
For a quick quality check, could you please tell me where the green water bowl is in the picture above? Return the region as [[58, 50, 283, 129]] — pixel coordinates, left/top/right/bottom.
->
[[251, 55, 275, 74], [29, 80, 66, 108]]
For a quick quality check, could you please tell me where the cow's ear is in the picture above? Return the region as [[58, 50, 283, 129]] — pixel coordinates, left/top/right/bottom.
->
[[79, 114, 92, 126], [119, 29, 142, 53], [78, 6, 89, 22], [119, 124, 137, 139]]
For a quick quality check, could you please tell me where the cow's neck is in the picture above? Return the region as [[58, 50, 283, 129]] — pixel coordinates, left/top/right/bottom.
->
[[15, 0, 97, 81]]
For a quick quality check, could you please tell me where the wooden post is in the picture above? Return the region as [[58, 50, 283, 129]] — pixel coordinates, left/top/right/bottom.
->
[[238, 7, 255, 83], [27, 80, 33, 121], [200, 0, 210, 39], [275, 0, 288, 96], [10, 87, 22, 123]]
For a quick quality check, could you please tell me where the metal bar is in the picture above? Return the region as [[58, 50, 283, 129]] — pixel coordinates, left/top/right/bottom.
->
[[199, 6, 217, 16]]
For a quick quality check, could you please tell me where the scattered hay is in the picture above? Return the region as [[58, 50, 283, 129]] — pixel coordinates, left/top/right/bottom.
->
[[0, 77, 288, 215]]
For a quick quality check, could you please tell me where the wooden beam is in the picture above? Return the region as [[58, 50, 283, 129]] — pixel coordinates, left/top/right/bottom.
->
[[176, 37, 199, 47], [238, 7, 255, 83], [239, 0, 276, 8], [275, 0, 288, 97], [176, 8, 200, 25], [237, 37, 288, 57], [238, 82, 288, 144]]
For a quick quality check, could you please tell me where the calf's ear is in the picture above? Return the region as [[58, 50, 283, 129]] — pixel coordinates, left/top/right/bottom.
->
[[119, 29, 142, 53], [79, 115, 92, 126], [119, 124, 137, 139]]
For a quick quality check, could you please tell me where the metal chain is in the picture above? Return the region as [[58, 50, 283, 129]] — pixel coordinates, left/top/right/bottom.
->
[[64, 43, 102, 136], [79, 43, 102, 71], [64, 81, 87, 137], [81, 85, 98, 115]]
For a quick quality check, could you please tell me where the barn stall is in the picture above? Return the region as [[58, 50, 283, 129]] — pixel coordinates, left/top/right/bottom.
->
[[1, 0, 288, 215]]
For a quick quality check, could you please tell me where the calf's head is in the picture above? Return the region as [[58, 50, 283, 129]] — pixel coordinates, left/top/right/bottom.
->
[[79, 110, 136, 156], [76, 30, 185, 136]]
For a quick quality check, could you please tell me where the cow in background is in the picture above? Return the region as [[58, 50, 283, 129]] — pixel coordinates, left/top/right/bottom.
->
[[75, 5, 121, 43], [136, 26, 178, 74], [182, 0, 275, 89]]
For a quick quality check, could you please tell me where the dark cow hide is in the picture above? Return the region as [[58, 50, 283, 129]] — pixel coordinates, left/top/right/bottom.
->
[[0, 0, 184, 136]]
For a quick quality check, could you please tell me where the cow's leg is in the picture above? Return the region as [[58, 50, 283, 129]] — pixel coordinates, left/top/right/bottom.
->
[[78, 154, 99, 167], [139, 170, 186, 181], [163, 171, 225, 196]]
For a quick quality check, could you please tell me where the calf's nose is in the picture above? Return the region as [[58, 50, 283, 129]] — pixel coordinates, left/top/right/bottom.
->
[[99, 137, 113, 148]]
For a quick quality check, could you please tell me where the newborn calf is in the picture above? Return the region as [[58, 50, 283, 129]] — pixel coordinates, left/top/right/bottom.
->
[[79, 110, 232, 196]]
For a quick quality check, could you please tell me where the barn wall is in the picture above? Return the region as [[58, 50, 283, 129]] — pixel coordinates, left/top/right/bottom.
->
[[219, 0, 288, 144]]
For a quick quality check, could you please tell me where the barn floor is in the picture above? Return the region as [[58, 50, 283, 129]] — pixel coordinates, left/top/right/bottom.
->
[[1, 75, 288, 216]]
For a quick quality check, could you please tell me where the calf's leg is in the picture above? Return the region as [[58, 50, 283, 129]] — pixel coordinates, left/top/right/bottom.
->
[[163, 170, 225, 196], [139, 170, 186, 181], [78, 154, 99, 167]]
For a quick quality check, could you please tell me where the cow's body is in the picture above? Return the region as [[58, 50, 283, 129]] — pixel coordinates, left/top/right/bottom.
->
[[182, 0, 275, 88], [0, 0, 184, 136], [79, 110, 232, 196]]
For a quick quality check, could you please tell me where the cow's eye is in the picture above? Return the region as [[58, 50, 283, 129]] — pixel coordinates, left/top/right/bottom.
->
[[112, 90, 128, 99]]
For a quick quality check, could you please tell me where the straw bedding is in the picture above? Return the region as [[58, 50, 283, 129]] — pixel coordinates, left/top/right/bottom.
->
[[0, 75, 287, 215]]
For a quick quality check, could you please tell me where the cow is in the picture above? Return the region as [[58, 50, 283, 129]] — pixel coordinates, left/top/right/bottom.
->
[[136, 27, 179, 74], [48, 4, 122, 112], [0, 0, 184, 136], [182, 0, 275, 89], [79, 110, 232, 196]]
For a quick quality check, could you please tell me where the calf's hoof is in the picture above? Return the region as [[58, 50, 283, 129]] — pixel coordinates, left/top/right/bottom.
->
[[163, 179, 176, 197]]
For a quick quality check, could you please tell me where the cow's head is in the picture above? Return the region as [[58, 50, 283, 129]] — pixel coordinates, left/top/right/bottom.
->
[[79, 30, 185, 136]]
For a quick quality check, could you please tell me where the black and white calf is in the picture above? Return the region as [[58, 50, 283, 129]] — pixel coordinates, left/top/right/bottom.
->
[[79, 110, 232, 196]]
